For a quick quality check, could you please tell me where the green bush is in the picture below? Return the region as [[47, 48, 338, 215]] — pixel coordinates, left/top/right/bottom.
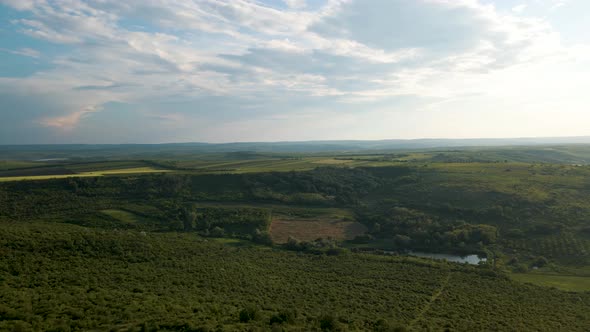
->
[[239, 306, 260, 323]]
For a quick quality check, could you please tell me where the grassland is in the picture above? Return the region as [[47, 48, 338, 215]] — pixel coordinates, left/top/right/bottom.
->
[[101, 209, 140, 224], [0, 160, 45, 170], [174, 157, 374, 173], [511, 273, 590, 292], [1, 146, 588, 180], [270, 218, 367, 243]]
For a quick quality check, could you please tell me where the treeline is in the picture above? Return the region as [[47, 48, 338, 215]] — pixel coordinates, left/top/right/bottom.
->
[[193, 206, 272, 243], [1, 164, 589, 262], [0, 167, 404, 222], [0, 166, 400, 206], [355, 205, 497, 253]]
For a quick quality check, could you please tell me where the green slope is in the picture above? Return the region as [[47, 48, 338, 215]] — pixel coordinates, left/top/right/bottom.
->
[[1, 222, 588, 331]]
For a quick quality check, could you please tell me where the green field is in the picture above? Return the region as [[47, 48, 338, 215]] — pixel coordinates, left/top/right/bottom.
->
[[0, 160, 45, 170], [0, 166, 171, 182], [511, 273, 590, 292], [101, 209, 140, 224]]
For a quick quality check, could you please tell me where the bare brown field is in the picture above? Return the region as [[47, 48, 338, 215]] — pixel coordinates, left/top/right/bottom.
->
[[270, 218, 367, 243]]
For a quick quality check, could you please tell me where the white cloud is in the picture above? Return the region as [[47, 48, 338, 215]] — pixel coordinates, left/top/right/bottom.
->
[[549, 0, 568, 10], [284, 0, 306, 9], [0, 0, 589, 142], [512, 4, 527, 13], [0, 47, 41, 58], [40, 106, 102, 130], [0, 0, 37, 11]]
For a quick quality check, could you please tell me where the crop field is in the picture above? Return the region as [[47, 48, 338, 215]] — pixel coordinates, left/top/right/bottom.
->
[[511, 273, 590, 292], [311, 158, 356, 165], [173, 156, 418, 173], [0, 166, 171, 182], [270, 217, 367, 243], [175, 157, 349, 173], [6, 151, 588, 180], [175, 154, 590, 175], [65, 161, 150, 172], [190, 202, 364, 243], [0, 160, 45, 170]]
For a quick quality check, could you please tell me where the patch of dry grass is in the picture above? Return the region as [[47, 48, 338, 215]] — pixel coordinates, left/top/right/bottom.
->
[[270, 218, 367, 243]]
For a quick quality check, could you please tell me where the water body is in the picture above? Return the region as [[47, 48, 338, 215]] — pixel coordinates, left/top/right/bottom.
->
[[382, 250, 487, 265], [408, 251, 486, 265]]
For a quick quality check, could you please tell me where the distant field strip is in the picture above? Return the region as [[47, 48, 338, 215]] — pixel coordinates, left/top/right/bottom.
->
[[0, 167, 171, 182], [175, 157, 398, 173], [0, 161, 46, 170], [311, 158, 355, 164]]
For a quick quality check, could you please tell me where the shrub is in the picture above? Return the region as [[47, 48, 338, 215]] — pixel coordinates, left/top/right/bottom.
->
[[269, 309, 296, 325], [319, 314, 341, 331], [533, 256, 549, 268], [210, 226, 225, 237], [239, 307, 259, 323]]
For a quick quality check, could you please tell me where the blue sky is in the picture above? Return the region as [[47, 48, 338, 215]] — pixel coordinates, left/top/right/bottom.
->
[[0, 0, 589, 144]]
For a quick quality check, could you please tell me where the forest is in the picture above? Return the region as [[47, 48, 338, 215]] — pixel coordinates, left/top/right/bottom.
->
[[1, 146, 590, 330]]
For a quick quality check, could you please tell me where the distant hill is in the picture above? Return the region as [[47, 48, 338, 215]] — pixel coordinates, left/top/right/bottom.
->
[[1, 136, 590, 160]]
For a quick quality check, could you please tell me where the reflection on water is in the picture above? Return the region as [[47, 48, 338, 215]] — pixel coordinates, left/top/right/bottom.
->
[[382, 250, 487, 265], [408, 251, 486, 265]]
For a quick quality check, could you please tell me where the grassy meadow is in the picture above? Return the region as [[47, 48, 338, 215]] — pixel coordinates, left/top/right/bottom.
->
[[511, 273, 590, 292]]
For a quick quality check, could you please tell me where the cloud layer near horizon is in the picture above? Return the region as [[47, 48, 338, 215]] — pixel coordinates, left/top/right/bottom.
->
[[0, 0, 589, 143]]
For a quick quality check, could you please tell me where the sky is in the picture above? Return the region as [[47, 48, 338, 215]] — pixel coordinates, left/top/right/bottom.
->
[[0, 0, 589, 144]]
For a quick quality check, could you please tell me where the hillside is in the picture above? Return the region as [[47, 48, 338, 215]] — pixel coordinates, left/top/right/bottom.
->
[[1, 222, 589, 331], [2, 148, 590, 330]]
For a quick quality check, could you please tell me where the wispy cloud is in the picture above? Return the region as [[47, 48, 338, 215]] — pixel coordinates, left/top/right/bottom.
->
[[0, 47, 41, 58], [40, 106, 102, 130], [284, 0, 307, 9], [0, 0, 589, 143], [512, 4, 527, 13]]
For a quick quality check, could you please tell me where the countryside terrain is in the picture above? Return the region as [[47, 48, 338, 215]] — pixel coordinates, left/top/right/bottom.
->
[[1, 143, 590, 330]]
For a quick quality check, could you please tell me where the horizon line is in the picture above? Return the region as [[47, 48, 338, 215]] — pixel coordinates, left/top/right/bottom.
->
[[2, 135, 590, 146]]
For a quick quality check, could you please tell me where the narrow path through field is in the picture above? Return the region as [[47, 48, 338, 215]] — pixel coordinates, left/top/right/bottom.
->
[[408, 271, 451, 330]]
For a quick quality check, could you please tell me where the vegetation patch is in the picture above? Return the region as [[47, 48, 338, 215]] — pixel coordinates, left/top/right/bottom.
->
[[270, 218, 367, 243], [511, 273, 590, 292], [312, 158, 355, 165], [1, 222, 589, 331], [0, 167, 171, 182], [101, 209, 140, 224]]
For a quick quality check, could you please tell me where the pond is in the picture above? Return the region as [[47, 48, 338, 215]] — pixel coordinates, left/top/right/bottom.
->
[[407, 251, 487, 265]]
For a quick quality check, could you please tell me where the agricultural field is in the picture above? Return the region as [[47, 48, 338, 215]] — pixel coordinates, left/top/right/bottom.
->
[[101, 209, 141, 224], [0, 160, 45, 170], [270, 218, 367, 243], [0, 165, 171, 182], [511, 272, 590, 292], [173, 156, 375, 173]]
